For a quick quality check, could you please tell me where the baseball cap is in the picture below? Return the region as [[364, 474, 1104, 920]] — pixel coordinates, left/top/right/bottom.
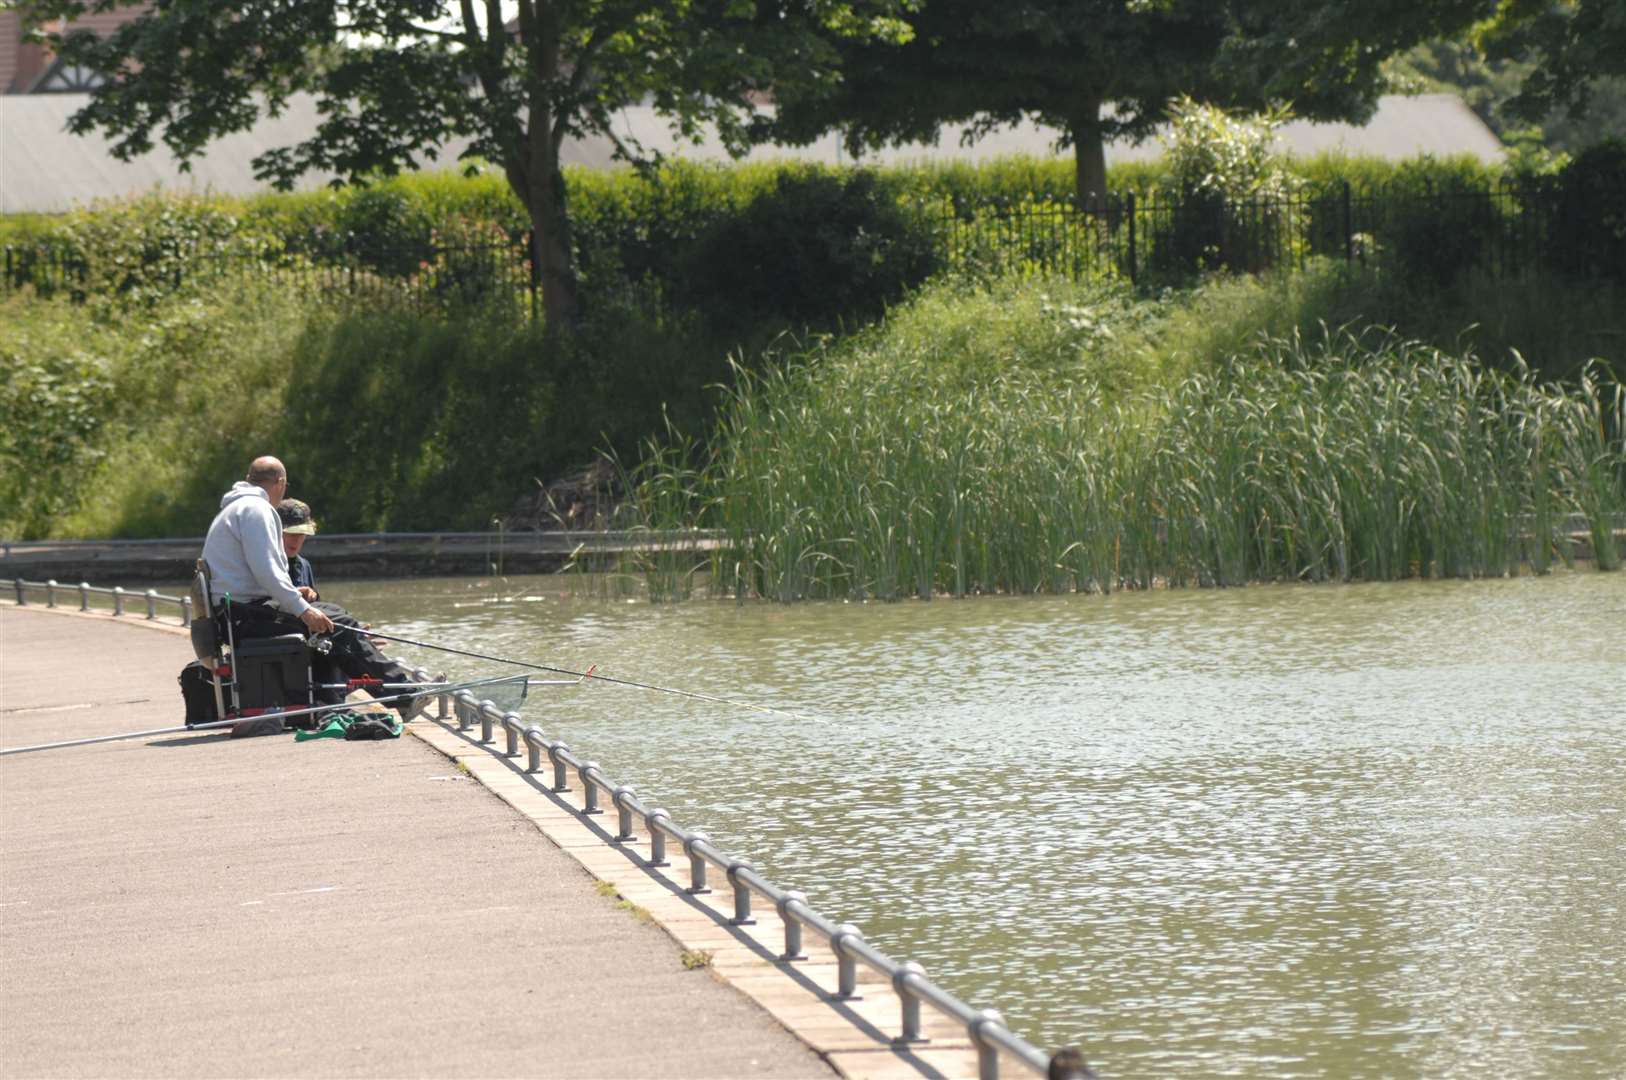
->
[[277, 498, 318, 536]]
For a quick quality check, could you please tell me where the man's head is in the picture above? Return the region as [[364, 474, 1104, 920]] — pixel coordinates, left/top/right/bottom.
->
[[277, 498, 316, 558], [247, 456, 289, 502]]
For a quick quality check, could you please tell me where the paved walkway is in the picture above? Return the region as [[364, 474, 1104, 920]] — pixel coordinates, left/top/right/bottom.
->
[[0, 605, 835, 1078]]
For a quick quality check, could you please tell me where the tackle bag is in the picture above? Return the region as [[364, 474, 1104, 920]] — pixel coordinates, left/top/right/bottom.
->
[[179, 660, 220, 727]]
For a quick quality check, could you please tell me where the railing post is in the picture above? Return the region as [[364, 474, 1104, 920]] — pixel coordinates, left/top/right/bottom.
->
[[180, 594, 190, 626], [894, 960, 926, 1042], [525, 725, 545, 773], [79, 582, 91, 611], [726, 861, 755, 925], [502, 711, 522, 756], [777, 890, 808, 960], [613, 786, 638, 842], [970, 1008, 1006, 1080], [479, 700, 497, 743], [549, 742, 572, 792], [1126, 192, 1137, 285], [645, 808, 670, 867], [46, 579, 58, 607], [833, 923, 863, 998], [685, 831, 711, 894], [144, 588, 157, 619], [579, 762, 602, 814], [14, 578, 26, 606]]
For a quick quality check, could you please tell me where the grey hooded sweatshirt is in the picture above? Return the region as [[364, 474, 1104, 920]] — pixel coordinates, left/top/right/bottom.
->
[[200, 481, 310, 615]]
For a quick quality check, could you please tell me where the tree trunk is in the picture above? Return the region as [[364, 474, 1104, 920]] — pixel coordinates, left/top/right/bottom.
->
[[1070, 97, 1108, 205], [516, 0, 578, 328], [527, 129, 578, 327]]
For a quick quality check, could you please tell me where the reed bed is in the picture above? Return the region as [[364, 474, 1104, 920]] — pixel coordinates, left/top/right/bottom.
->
[[612, 328, 1623, 600]]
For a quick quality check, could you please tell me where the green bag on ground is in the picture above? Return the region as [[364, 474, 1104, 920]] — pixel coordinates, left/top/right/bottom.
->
[[293, 711, 402, 742]]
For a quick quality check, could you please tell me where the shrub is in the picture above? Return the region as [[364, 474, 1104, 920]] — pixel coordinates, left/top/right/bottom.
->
[[1545, 138, 1626, 282], [1150, 99, 1303, 280], [674, 169, 941, 333], [0, 301, 117, 534]]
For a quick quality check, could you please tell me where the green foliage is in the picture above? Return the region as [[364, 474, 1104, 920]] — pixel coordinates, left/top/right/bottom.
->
[[24, 194, 276, 304], [616, 300, 1625, 599], [0, 303, 117, 534], [1161, 98, 1302, 202], [271, 293, 729, 533], [1477, 0, 1626, 123], [766, 0, 1266, 201], [0, 278, 732, 539], [1545, 139, 1626, 283], [0, 279, 310, 538], [17, 0, 916, 324], [1151, 99, 1303, 279], [674, 170, 941, 333], [1288, 151, 1504, 192]]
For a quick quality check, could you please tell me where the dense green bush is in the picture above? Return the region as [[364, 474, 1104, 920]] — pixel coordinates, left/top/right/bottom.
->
[[279, 296, 728, 532], [674, 170, 941, 333], [1149, 99, 1304, 280], [0, 303, 117, 534], [1544, 138, 1626, 282]]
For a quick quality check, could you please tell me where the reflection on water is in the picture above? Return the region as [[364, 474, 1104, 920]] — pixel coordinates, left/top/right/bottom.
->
[[333, 571, 1626, 1079]]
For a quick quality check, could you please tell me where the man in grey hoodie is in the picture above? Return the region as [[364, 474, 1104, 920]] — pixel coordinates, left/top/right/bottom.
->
[[203, 457, 332, 634], [201, 456, 426, 719]]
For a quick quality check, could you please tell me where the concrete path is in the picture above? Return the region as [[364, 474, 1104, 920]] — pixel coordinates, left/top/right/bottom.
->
[[0, 605, 835, 1078]]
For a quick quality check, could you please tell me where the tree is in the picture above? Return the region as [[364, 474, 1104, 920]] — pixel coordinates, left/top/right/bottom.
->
[[17, 0, 910, 326], [767, 0, 1498, 202], [766, 0, 1239, 201], [1476, 0, 1626, 124]]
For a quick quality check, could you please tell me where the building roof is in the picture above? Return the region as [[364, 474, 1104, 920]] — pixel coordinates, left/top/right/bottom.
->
[[0, 92, 1503, 215]]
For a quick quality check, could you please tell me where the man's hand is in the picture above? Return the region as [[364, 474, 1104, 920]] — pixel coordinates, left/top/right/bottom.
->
[[299, 607, 335, 635], [297, 586, 318, 602]]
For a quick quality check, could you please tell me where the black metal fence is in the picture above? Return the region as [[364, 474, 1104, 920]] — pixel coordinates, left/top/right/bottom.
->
[[2, 177, 1618, 308], [933, 177, 1618, 287], [1, 234, 537, 309]]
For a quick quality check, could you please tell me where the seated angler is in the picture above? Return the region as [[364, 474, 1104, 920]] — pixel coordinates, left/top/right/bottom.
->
[[276, 497, 322, 602], [201, 456, 432, 721]]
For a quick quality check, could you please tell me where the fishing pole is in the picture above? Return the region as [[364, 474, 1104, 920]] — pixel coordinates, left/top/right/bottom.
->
[[0, 671, 527, 758], [334, 624, 818, 723]]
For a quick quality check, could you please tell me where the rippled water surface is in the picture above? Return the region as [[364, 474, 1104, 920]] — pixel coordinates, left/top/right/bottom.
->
[[334, 571, 1625, 1078]]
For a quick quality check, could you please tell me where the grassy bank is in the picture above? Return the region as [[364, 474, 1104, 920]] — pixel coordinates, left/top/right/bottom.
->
[[4, 256, 1622, 554], [0, 282, 728, 538], [602, 269, 1625, 600]]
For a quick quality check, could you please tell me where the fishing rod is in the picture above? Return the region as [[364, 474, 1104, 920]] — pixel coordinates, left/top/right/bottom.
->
[[0, 671, 529, 758], [334, 624, 818, 723]]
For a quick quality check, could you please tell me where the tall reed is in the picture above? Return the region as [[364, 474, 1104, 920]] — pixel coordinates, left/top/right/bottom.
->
[[617, 327, 1625, 599]]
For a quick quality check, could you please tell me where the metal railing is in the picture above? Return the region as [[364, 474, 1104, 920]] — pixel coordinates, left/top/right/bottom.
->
[[932, 177, 1621, 287], [10, 577, 191, 625], [443, 688, 1064, 1080]]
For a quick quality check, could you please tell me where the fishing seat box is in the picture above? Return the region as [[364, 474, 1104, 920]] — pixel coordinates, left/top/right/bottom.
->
[[180, 634, 311, 726], [231, 634, 311, 709], [186, 560, 315, 727]]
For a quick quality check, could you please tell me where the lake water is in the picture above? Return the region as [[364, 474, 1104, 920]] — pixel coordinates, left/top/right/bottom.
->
[[333, 570, 1625, 1079]]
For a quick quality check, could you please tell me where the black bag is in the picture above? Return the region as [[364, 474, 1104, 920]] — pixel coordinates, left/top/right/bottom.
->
[[179, 661, 220, 727]]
